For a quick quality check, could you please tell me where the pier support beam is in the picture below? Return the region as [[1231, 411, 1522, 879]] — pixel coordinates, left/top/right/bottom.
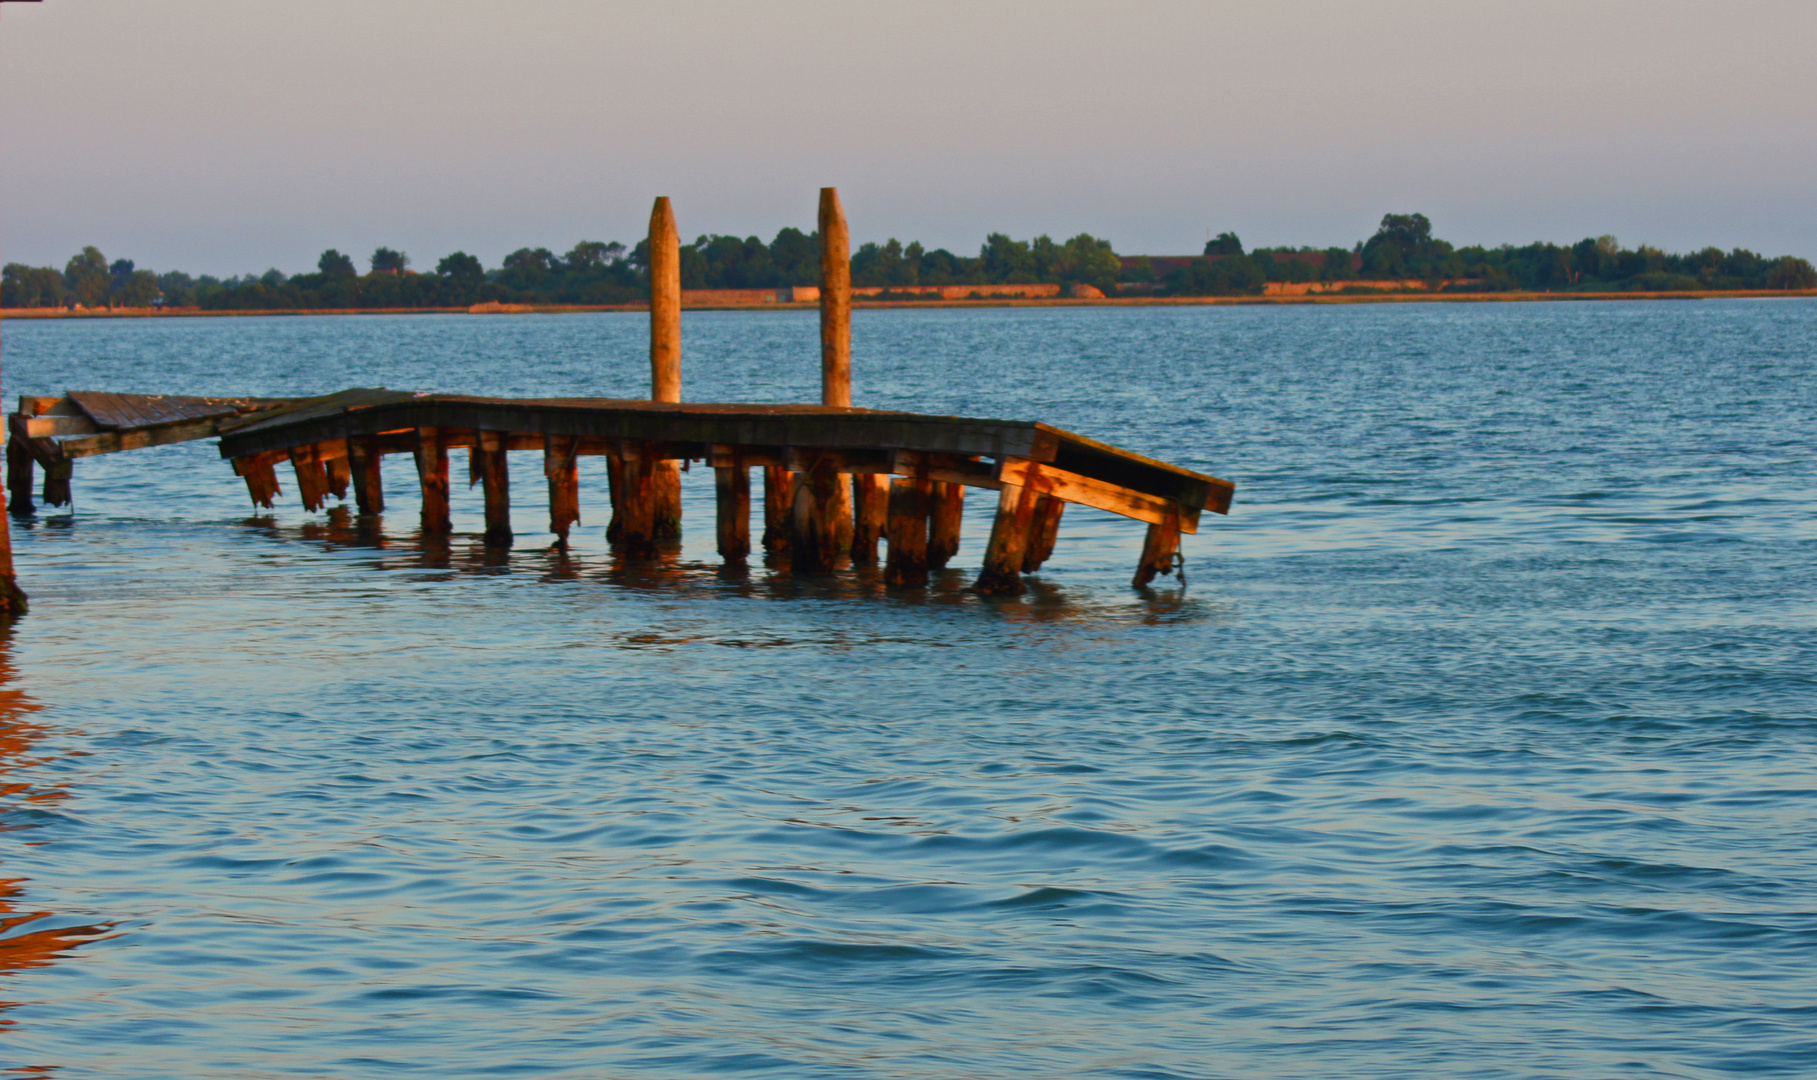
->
[[475, 431, 512, 543], [649, 196, 683, 541], [1022, 495, 1064, 572], [1132, 505, 1183, 589], [883, 477, 931, 587], [975, 474, 1042, 596], [715, 454, 751, 562], [790, 454, 847, 573], [928, 481, 964, 570], [762, 464, 793, 558], [614, 444, 660, 556], [851, 473, 888, 564], [290, 446, 331, 512], [414, 427, 451, 535], [544, 435, 580, 546], [233, 453, 282, 509], [347, 437, 384, 515], [7, 438, 33, 517]]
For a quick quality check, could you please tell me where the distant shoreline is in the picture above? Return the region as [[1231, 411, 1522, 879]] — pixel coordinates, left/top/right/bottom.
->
[[4, 288, 1814, 320]]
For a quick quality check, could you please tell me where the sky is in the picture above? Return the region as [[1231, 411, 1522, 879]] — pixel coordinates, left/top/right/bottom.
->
[[1, 0, 1813, 277]]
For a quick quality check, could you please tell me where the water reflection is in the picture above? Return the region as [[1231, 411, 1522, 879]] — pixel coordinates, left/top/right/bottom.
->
[[0, 622, 112, 1034]]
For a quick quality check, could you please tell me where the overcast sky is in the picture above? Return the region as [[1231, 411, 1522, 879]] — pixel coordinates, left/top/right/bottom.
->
[[1, 0, 1812, 276]]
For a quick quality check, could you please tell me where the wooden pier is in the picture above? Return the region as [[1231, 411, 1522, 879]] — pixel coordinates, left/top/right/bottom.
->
[[4, 190, 1234, 594]]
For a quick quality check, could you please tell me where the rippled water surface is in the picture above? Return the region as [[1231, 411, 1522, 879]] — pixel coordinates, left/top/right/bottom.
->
[[1, 302, 1814, 1078]]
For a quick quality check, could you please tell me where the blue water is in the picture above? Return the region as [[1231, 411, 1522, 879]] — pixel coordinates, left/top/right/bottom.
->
[[0, 302, 1813, 1078]]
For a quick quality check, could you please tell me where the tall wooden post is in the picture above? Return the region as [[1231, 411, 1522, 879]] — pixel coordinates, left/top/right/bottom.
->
[[649, 196, 683, 541], [927, 481, 964, 569], [818, 187, 855, 555], [414, 427, 451, 535]]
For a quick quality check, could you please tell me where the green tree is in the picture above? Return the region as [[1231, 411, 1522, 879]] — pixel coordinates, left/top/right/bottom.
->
[[1205, 232, 1243, 256], [64, 246, 110, 307], [1767, 256, 1816, 290], [3, 263, 67, 308], [436, 251, 487, 304], [319, 249, 357, 278], [370, 247, 409, 275]]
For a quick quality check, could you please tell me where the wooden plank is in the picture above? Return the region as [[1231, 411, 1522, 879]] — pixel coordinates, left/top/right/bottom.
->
[[996, 457, 1201, 534], [16, 415, 98, 438], [59, 416, 231, 459], [18, 396, 78, 418], [883, 477, 930, 587]]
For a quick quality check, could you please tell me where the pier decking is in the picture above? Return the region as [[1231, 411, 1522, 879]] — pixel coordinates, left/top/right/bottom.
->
[[2, 189, 1235, 594]]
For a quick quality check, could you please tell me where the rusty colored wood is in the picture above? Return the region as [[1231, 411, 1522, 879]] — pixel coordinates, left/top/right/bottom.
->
[[762, 463, 793, 557], [654, 460, 682, 542], [235, 454, 281, 509], [289, 447, 331, 512], [997, 457, 1201, 535], [414, 427, 451, 535], [850, 472, 889, 565], [1132, 504, 1183, 589], [928, 481, 964, 570], [975, 475, 1042, 596], [347, 436, 384, 514], [649, 196, 682, 404], [7, 437, 34, 517], [1022, 495, 1065, 572], [715, 457, 751, 562], [544, 434, 580, 544], [615, 447, 659, 556], [325, 447, 351, 501], [819, 187, 851, 407], [604, 452, 625, 545], [883, 477, 931, 587], [477, 430, 512, 543], [789, 454, 847, 573], [39, 451, 71, 508]]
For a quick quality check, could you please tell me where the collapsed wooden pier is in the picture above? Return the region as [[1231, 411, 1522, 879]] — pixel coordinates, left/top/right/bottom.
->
[[4, 189, 1234, 594]]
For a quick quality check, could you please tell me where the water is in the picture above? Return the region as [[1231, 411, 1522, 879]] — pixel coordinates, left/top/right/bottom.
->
[[0, 302, 1813, 1078]]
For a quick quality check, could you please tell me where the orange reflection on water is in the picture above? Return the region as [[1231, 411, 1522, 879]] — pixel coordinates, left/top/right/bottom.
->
[[0, 623, 113, 1034]]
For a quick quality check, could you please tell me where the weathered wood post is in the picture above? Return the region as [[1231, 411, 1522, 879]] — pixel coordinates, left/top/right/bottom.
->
[[975, 469, 1042, 595], [762, 464, 793, 558], [714, 449, 751, 562], [883, 477, 931, 587], [790, 452, 846, 572], [233, 452, 282, 509], [615, 442, 659, 555], [290, 446, 330, 512], [325, 450, 351, 502], [347, 436, 384, 515], [818, 187, 859, 557], [475, 431, 512, 543], [927, 481, 964, 569], [1132, 505, 1182, 588], [1022, 495, 1064, 572], [414, 427, 452, 534], [6, 436, 33, 518], [544, 434, 580, 546], [649, 195, 683, 542]]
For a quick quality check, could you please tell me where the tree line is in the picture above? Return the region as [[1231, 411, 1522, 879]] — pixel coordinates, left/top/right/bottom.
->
[[3, 216, 1812, 309]]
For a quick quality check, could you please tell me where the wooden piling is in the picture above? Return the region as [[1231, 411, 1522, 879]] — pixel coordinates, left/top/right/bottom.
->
[[790, 454, 847, 573], [233, 453, 282, 509], [883, 477, 931, 587], [289, 446, 331, 512], [544, 434, 580, 545], [715, 454, 751, 562], [414, 427, 451, 535], [615, 445, 659, 556], [975, 476, 1042, 595], [927, 481, 964, 569], [1132, 504, 1183, 589], [649, 196, 684, 540], [6, 438, 33, 517], [347, 437, 384, 515], [851, 473, 889, 564], [762, 463, 793, 557], [819, 187, 851, 409], [325, 453, 351, 502], [604, 452, 625, 544], [476, 431, 512, 543], [1022, 495, 1065, 572]]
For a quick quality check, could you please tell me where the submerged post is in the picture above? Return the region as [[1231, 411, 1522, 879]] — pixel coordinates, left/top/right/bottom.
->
[[545, 435, 580, 546], [927, 481, 964, 569], [347, 437, 384, 515], [414, 427, 451, 535], [476, 431, 512, 544], [649, 196, 683, 542]]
